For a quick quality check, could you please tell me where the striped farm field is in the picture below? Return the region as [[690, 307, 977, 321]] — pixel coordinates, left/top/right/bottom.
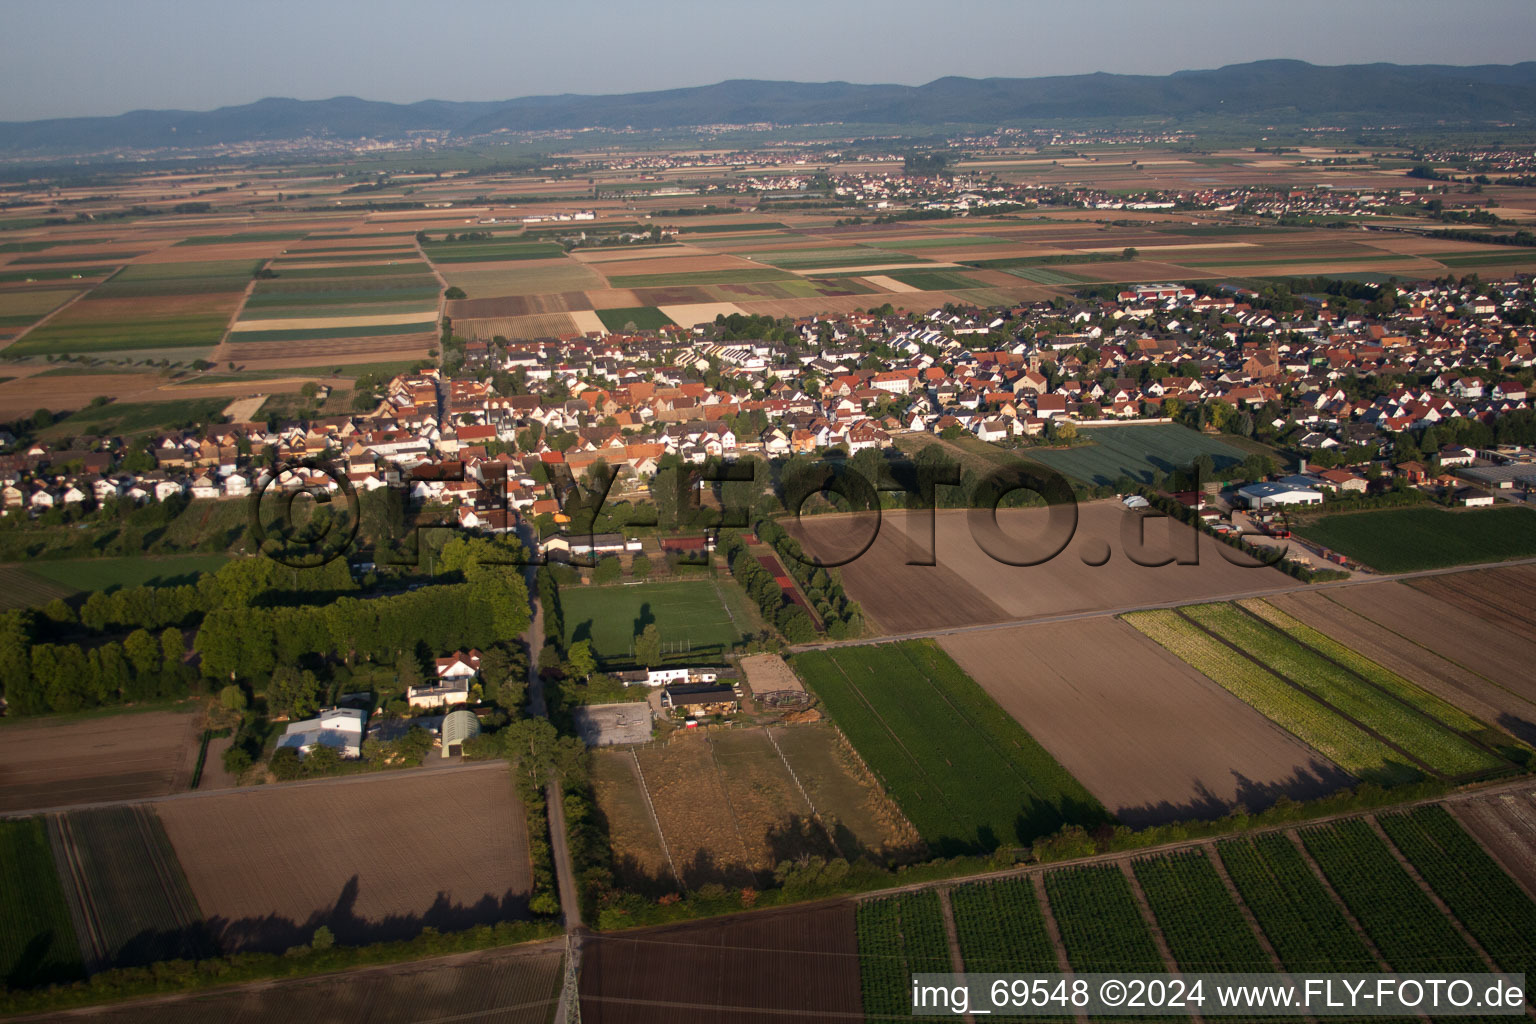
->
[[5, 260, 259, 356], [0, 817, 82, 988], [1123, 608, 1419, 784], [421, 239, 564, 263], [792, 640, 1107, 853], [1129, 603, 1515, 783]]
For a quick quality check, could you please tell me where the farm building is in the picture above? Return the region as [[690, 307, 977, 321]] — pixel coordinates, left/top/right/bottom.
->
[[542, 533, 642, 560], [1235, 481, 1324, 510], [278, 707, 366, 759], [616, 666, 724, 687], [661, 683, 740, 718], [441, 709, 480, 757]]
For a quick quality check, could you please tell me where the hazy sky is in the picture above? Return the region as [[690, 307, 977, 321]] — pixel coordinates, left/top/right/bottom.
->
[[3, 0, 1534, 121]]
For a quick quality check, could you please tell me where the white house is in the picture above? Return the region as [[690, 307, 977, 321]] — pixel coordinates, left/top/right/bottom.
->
[[278, 707, 366, 759]]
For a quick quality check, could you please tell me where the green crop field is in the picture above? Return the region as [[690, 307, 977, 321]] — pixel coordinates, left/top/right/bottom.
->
[[0, 817, 83, 988], [421, 240, 564, 263], [1003, 266, 1096, 284], [89, 261, 261, 298], [1126, 608, 1423, 785], [880, 269, 985, 290], [1378, 806, 1536, 998], [861, 806, 1536, 1006], [1045, 864, 1167, 973], [1025, 423, 1248, 486], [1180, 602, 1506, 779], [43, 398, 231, 437], [48, 806, 211, 968], [757, 247, 933, 270], [559, 579, 743, 664], [1134, 849, 1274, 972], [792, 640, 1107, 853], [229, 320, 435, 344], [857, 892, 951, 1020], [0, 267, 116, 284], [1217, 832, 1378, 971], [24, 554, 229, 593], [1295, 505, 1536, 573], [6, 313, 231, 355], [603, 267, 795, 287], [595, 306, 675, 332], [1241, 599, 1525, 760], [1301, 819, 1488, 975], [172, 232, 308, 246]]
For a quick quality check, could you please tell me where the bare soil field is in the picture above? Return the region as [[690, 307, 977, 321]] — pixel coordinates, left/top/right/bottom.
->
[[1323, 582, 1536, 700], [939, 617, 1352, 826], [1266, 588, 1536, 745], [446, 291, 593, 318], [453, 312, 579, 340], [657, 300, 746, 325], [0, 708, 203, 813], [155, 765, 533, 952], [739, 653, 802, 694], [38, 943, 565, 1024], [1449, 785, 1536, 899], [221, 330, 436, 363], [1406, 566, 1536, 632], [789, 503, 1290, 634], [580, 901, 861, 1024]]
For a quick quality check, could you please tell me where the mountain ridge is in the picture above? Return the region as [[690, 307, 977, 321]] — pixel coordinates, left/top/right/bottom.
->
[[5, 60, 1536, 155]]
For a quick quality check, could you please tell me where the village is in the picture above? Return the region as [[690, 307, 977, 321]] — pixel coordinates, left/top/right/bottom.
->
[[2, 272, 1535, 530]]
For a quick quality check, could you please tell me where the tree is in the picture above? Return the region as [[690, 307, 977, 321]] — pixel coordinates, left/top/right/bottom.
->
[[634, 623, 662, 668], [222, 745, 253, 776], [219, 684, 248, 713], [268, 666, 322, 720], [124, 628, 162, 678], [444, 285, 466, 300], [269, 746, 303, 780], [630, 554, 651, 580], [566, 639, 596, 681], [395, 650, 424, 689], [1122, 247, 1138, 260], [160, 627, 185, 668], [591, 556, 621, 584]]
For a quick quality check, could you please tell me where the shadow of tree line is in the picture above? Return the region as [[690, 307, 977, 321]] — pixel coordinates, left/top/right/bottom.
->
[[8, 876, 536, 988]]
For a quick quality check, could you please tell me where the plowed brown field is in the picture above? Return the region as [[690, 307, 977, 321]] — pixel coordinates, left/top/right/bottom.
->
[[939, 617, 1352, 825], [155, 765, 533, 952], [0, 708, 203, 812], [789, 503, 1291, 634], [580, 901, 861, 1024]]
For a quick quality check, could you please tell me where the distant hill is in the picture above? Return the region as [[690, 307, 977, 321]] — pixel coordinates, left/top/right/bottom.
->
[[4, 60, 1536, 155]]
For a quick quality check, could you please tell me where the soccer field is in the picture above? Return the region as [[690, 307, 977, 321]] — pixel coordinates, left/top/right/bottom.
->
[[560, 579, 745, 663]]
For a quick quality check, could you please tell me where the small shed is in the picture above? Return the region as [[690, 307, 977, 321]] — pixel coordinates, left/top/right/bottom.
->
[[442, 709, 481, 758]]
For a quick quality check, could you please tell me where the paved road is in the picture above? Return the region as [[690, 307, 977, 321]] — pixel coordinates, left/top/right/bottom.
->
[[788, 553, 1536, 653]]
